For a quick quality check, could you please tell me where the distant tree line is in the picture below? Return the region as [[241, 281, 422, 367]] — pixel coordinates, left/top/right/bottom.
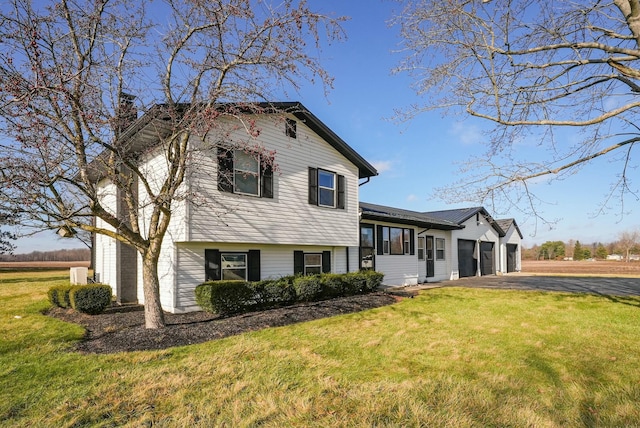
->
[[0, 248, 90, 262], [523, 229, 640, 262]]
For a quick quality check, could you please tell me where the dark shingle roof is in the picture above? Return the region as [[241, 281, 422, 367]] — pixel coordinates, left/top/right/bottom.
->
[[106, 101, 378, 179], [495, 218, 524, 239], [359, 202, 463, 230]]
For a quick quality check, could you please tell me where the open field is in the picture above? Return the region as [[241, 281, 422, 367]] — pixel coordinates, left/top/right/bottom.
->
[[0, 261, 90, 271], [1, 270, 640, 426], [522, 259, 640, 276]]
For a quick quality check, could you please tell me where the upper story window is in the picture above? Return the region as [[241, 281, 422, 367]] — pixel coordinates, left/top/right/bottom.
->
[[218, 146, 273, 198], [308, 167, 345, 209], [285, 118, 297, 138], [234, 150, 260, 195]]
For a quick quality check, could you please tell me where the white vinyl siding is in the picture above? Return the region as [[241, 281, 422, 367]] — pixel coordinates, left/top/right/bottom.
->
[[174, 243, 349, 312], [186, 115, 360, 248]]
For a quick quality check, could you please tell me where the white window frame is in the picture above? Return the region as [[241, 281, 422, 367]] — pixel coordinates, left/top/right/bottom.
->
[[221, 253, 248, 280], [417, 237, 425, 260], [304, 253, 322, 275], [233, 150, 260, 196], [317, 169, 336, 208], [436, 238, 445, 261]]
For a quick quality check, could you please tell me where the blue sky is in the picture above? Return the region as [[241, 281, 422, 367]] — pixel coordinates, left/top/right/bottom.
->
[[12, 0, 640, 253]]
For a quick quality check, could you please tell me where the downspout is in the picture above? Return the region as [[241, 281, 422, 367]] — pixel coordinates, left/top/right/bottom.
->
[[358, 177, 371, 186]]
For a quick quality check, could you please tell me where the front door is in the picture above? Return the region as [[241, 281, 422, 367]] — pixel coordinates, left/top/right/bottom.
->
[[426, 235, 435, 278], [506, 244, 517, 273], [480, 241, 495, 276]]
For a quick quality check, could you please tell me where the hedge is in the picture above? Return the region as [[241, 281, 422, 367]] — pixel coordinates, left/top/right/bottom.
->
[[70, 284, 113, 315], [48, 284, 113, 315], [195, 271, 385, 316], [47, 285, 73, 308]]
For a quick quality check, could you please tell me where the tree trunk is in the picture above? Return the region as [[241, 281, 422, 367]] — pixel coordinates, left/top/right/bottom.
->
[[141, 251, 166, 329]]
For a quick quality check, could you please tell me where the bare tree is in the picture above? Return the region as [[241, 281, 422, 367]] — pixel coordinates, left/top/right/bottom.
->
[[394, 0, 640, 227], [0, 211, 17, 254], [617, 229, 640, 261], [0, 0, 344, 328]]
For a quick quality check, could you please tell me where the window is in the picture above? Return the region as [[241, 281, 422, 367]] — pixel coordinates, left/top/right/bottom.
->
[[382, 227, 390, 254], [234, 150, 259, 195], [377, 226, 415, 256], [304, 253, 322, 275], [294, 250, 331, 275], [318, 170, 335, 207], [285, 118, 297, 138], [360, 224, 375, 270], [204, 249, 261, 281], [390, 227, 403, 255], [221, 253, 247, 280], [417, 237, 425, 260], [217, 147, 273, 198], [436, 238, 445, 260], [308, 167, 345, 209]]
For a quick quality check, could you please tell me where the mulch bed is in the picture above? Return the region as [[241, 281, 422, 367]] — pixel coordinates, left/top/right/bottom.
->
[[47, 292, 399, 354]]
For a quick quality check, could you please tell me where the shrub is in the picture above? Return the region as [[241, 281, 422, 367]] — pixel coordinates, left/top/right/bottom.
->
[[195, 281, 253, 315], [293, 275, 324, 302], [250, 277, 297, 310], [342, 271, 384, 295], [70, 284, 113, 315], [47, 284, 73, 308], [321, 273, 345, 298]]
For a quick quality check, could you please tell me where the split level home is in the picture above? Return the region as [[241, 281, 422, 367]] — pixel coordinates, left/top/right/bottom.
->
[[94, 102, 522, 313]]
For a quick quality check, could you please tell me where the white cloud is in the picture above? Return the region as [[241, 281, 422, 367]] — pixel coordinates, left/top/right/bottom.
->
[[406, 194, 418, 202], [371, 160, 393, 173]]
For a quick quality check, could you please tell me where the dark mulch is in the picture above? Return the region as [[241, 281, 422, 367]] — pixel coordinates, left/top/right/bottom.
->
[[47, 292, 399, 354]]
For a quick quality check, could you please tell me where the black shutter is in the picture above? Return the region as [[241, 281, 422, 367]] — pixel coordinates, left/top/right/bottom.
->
[[217, 147, 234, 193], [247, 250, 261, 281], [322, 251, 331, 273], [294, 251, 304, 275], [204, 249, 221, 281], [337, 174, 345, 209], [376, 225, 384, 255], [409, 229, 415, 255], [261, 162, 273, 198], [308, 167, 318, 205]]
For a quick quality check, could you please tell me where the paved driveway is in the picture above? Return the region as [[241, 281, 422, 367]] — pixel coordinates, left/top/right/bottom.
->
[[446, 275, 640, 297]]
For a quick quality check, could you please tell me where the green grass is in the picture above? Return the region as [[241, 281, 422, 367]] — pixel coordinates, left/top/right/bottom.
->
[[2, 271, 640, 427]]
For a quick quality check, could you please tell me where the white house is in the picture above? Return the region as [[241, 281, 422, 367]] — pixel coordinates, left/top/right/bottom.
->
[[94, 102, 522, 312], [95, 102, 377, 313], [354, 204, 523, 286]]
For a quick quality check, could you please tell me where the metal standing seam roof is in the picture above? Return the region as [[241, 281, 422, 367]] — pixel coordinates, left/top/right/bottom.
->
[[359, 202, 463, 230], [424, 207, 507, 236]]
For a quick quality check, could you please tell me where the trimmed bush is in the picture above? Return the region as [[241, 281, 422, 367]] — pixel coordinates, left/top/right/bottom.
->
[[70, 284, 113, 315], [343, 270, 384, 295], [195, 280, 253, 315], [321, 273, 345, 298], [250, 277, 297, 310], [195, 271, 385, 315], [293, 275, 324, 302], [47, 284, 73, 308]]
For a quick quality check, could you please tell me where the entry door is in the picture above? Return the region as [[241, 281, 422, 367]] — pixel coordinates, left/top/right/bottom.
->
[[506, 244, 517, 273], [426, 236, 435, 278]]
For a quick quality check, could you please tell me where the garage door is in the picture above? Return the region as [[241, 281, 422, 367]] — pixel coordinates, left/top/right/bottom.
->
[[506, 244, 517, 273], [458, 239, 477, 278], [480, 241, 495, 276]]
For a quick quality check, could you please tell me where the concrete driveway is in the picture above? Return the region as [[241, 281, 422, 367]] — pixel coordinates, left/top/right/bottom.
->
[[445, 274, 640, 297]]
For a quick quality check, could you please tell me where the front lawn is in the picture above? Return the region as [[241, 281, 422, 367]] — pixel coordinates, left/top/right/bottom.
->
[[1, 270, 639, 426]]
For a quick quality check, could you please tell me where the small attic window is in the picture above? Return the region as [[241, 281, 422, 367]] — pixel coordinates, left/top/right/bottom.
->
[[285, 118, 297, 138]]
